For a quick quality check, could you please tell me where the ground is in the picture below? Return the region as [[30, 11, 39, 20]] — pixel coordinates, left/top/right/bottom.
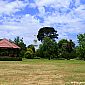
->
[[0, 59, 85, 85]]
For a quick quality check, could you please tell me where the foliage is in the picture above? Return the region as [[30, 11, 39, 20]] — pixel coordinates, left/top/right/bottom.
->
[[24, 48, 34, 59], [13, 36, 26, 57], [37, 37, 58, 60], [27, 44, 35, 53], [0, 57, 22, 61], [1, 27, 85, 61], [35, 44, 44, 58], [25, 44, 36, 59], [58, 39, 68, 48], [58, 39, 75, 60], [77, 33, 85, 46], [77, 33, 85, 60], [37, 27, 58, 42], [66, 40, 75, 53]]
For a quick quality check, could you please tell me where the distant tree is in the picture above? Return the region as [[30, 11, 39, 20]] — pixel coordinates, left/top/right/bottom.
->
[[13, 36, 26, 57], [37, 37, 58, 60], [24, 48, 34, 59], [66, 40, 75, 53], [58, 39, 75, 60], [58, 39, 68, 59], [37, 27, 58, 42], [58, 39, 68, 48], [77, 33, 85, 46], [76, 46, 82, 60], [35, 44, 44, 58], [14, 36, 20, 45], [77, 33, 85, 60], [24, 44, 36, 59], [66, 40, 75, 60], [27, 44, 35, 53]]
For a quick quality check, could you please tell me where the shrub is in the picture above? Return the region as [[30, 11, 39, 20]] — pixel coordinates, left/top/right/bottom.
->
[[24, 48, 34, 59], [0, 57, 22, 61]]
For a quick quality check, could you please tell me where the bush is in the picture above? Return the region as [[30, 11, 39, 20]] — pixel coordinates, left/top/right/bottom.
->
[[24, 52, 34, 59], [24, 48, 34, 59], [0, 57, 22, 61]]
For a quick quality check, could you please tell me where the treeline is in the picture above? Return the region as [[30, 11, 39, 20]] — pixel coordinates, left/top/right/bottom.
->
[[11, 27, 85, 60]]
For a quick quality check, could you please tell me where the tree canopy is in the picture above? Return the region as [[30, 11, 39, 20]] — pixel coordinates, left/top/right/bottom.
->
[[58, 39, 75, 60], [37, 27, 58, 42], [13, 36, 26, 57], [77, 33, 85, 60], [37, 37, 58, 60]]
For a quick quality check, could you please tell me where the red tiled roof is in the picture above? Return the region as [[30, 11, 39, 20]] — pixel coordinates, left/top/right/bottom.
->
[[0, 38, 20, 49]]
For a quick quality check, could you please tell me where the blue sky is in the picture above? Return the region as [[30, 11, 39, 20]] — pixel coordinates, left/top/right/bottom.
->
[[0, 0, 85, 46]]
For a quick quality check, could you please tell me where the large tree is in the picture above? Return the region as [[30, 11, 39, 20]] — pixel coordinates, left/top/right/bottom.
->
[[13, 36, 26, 57], [58, 39, 75, 60], [77, 33, 85, 60], [24, 44, 35, 59], [37, 27, 58, 42], [37, 37, 58, 60], [66, 40, 75, 53], [58, 39, 68, 59]]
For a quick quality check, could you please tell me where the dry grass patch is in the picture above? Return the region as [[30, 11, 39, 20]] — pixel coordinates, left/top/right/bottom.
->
[[0, 59, 85, 85]]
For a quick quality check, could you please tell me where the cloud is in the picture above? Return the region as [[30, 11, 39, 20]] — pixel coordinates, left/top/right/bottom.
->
[[0, 0, 85, 46], [0, 0, 29, 15], [0, 13, 42, 45], [35, 0, 70, 8]]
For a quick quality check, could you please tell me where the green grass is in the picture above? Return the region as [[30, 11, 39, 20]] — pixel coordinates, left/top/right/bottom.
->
[[0, 59, 85, 85]]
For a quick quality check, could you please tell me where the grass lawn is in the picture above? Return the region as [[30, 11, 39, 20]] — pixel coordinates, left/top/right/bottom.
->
[[0, 59, 85, 85]]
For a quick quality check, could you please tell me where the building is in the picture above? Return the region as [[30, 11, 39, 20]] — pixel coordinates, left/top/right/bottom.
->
[[0, 38, 20, 58]]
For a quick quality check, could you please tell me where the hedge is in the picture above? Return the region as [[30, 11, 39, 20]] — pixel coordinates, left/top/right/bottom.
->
[[0, 57, 22, 61]]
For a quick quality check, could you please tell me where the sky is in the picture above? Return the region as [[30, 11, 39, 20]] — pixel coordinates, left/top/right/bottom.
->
[[0, 0, 85, 46]]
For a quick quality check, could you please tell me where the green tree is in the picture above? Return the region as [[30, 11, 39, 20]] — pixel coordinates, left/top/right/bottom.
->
[[76, 46, 82, 60], [66, 40, 75, 59], [37, 37, 58, 60], [27, 44, 35, 53], [77, 33, 85, 60], [36, 44, 44, 58], [37, 27, 58, 42], [24, 48, 34, 59], [25, 44, 36, 59], [58, 39, 68, 59], [66, 40, 75, 53], [14, 36, 26, 57], [58, 39, 75, 60]]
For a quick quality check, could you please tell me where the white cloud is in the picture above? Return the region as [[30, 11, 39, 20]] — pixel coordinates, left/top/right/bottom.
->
[[0, 0, 85, 46], [75, 0, 80, 7], [0, 13, 42, 45], [38, 7, 45, 16], [75, 5, 85, 19], [0, 0, 28, 15], [35, 0, 70, 8]]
